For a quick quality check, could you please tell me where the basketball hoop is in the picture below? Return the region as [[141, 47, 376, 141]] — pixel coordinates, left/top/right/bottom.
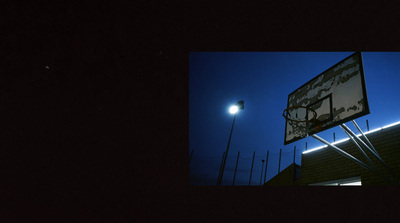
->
[[282, 106, 325, 134], [282, 106, 317, 123]]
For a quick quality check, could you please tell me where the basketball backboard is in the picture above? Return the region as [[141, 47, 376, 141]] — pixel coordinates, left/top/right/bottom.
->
[[284, 52, 370, 145]]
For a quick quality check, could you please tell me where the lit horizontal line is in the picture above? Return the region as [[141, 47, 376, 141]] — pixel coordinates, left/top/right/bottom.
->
[[364, 127, 382, 135], [302, 120, 400, 154], [332, 138, 350, 145], [303, 145, 327, 154], [383, 121, 400, 129]]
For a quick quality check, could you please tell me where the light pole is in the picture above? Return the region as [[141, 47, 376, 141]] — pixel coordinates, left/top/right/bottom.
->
[[217, 100, 244, 185]]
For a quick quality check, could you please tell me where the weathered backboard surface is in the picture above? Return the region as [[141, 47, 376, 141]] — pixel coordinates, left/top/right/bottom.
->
[[284, 52, 370, 145]]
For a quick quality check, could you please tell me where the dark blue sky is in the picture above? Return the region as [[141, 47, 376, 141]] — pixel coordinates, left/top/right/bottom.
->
[[189, 52, 400, 185]]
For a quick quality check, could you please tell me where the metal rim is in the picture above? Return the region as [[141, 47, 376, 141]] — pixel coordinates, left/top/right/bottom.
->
[[282, 106, 317, 123]]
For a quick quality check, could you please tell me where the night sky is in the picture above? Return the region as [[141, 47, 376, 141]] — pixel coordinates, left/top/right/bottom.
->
[[189, 52, 400, 185]]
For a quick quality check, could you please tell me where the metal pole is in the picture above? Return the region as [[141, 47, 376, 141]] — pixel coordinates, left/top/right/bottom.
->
[[342, 123, 384, 163], [277, 148, 282, 185], [311, 134, 373, 171], [249, 151, 255, 186], [347, 121, 398, 183], [217, 151, 225, 185], [293, 146, 296, 184], [333, 132, 335, 142], [293, 146, 296, 164], [218, 113, 236, 185], [232, 151, 240, 185], [340, 125, 393, 185], [366, 119, 370, 131], [260, 160, 265, 186], [278, 148, 282, 173], [340, 125, 376, 169], [189, 149, 194, 164], [292, 146, 296, 184], [351, 120, 379, 155], [305, 142, 307, 151], [264, 150, 269, 184]]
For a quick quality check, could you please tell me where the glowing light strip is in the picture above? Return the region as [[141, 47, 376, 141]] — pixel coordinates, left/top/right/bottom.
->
[[302, 120, 400, 154], [302, 145, 327, 154], [383, 121, 400, 129]]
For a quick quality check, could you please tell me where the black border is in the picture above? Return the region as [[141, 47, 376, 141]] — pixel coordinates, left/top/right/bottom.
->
[[284, 52, 370, 145]]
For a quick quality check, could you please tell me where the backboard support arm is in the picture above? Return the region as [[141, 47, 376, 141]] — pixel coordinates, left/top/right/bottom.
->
[[340, 124, 393, 185], [343, 121, 399, 184], [352, 120, 379, 155], [341, 123, 393, 172], [311, 134, 373, 172], [340, 125, 377, 171]]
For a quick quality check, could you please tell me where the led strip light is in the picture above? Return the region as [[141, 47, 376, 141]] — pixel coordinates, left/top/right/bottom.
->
[[302, 121, 400, 154]]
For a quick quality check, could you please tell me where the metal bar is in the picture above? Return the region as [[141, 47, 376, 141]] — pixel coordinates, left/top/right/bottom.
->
[[333, 132, 335, 142], [278, 148, 282, 185], [341, 123, 385, 165], [249, 151, 255, 186], [259, 161, 264, 185], [232, 151, 240, 185], [305, 142, 307, 151], [340, 125, 378, 170], [351, 120, 379, 156], [293, 146, 296, 183], [217, 151, 225, 185], [219, 113, 236, 185], [278, 149, 282, 173], [311, 134, 373, 171], [189, 149, 194, 164], [293, 146, 296, 164], [353, 120, 399, 183], [264, 150, 269, 184], [342, 123, 399, 184], [341, 125, 396, 185]]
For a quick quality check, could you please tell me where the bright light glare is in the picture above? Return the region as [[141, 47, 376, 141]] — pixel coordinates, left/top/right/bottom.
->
[[341, 181, 362, 186], [229, 105, 238, 114]]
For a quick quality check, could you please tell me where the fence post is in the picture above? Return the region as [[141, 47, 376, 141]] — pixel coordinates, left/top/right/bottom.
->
[[249, 151, 255, 186], [264, 150, 269, 184], [232, 151, 240, 185], [260, 160, 265, 186], [217, 151, 225, 185], [278, 148, 282, 173], [293, 146, 296, 164], [189, 149, 194, 164]]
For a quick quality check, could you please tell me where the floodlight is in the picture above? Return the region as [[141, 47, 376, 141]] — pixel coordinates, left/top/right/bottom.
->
[[229, 105, 238, 114]]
